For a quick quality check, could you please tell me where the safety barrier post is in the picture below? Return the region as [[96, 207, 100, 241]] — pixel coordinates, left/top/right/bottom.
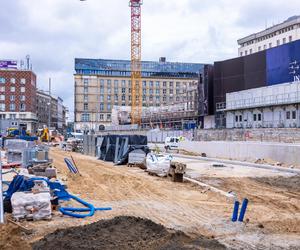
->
[[232, 200, 239, 222], [238, 198, 249, 222]]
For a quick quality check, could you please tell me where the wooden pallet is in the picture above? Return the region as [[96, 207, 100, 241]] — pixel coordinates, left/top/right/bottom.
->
[[127, 163, 146, 169]]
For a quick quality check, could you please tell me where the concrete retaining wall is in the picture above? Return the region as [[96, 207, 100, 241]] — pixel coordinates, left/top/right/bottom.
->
[[179, 141, 300, 165]]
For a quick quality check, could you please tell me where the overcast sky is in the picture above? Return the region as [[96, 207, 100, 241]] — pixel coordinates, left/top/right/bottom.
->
[[0, 0, 299, 119]]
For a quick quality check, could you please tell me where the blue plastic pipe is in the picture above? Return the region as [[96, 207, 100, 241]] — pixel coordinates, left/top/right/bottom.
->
[[238, 198, 249, 222], [59, 194, 112, 218], [232, 200, 240, 222], [64, 158, 78, 174]]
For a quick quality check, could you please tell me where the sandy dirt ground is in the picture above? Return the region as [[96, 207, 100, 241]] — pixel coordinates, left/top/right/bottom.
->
[[2, 147, 300, 249]]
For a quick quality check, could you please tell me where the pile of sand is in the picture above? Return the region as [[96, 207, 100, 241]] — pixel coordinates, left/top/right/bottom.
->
[[0, 223, 31, 250]]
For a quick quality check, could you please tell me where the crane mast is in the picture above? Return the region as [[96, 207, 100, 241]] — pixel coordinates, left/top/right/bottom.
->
[[129, 0, 143, 125]]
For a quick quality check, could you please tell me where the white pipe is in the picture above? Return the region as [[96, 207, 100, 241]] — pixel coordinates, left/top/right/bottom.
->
[[184, 176, 235, 199]]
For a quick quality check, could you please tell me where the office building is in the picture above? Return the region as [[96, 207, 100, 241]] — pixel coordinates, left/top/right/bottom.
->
[[0, 66, 37, 132], [74, 58, 205, 131], [238, 15, 300, 57]]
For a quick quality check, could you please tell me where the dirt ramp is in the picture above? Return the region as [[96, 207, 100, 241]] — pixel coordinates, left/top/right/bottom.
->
[[32, 216, 225, 250]]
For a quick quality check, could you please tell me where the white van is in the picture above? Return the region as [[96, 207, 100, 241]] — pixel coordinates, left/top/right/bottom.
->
[[164, 136, 180, 151]]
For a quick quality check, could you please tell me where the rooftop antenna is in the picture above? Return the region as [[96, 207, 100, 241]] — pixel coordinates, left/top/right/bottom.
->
[[26, 55, 30, 70]]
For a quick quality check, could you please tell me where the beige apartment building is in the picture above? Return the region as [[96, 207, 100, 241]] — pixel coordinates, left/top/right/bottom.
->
[[74, 58, 205, 132]]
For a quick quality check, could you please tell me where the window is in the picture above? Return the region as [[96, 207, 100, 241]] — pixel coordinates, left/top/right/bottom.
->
[[107, 114, 111, 121], [156, 96, 160, 101], [129, 95, 132, 101], [0, 78, 6, 84], [10, 103, 15, 111], [245, 50, 248, 55], [20, 87, 25, 93], [143, 89, 146, 94], [292, 110, 296, 119], [269, 43, 272, 48], [100, 79, 104, 86], [84, 103, 88, 110], [142, 81, 147, 87], [0, 113, 5, 119], [263, 44, 267, 50], [0, 104, 5, 111], [107, 104, 111, 111], [289, 36, 293, 42], [122, 88, 126, 94], [107, 95, 111, 101], [258, 114, 262, 121], [21, 78, 26, 84], [10, 78, 15, 84], [169, 82, 173, 87], [10, 95, 15, 101], [163, 96, 166, 102], [84, 95, 88, 102], [20, 95, 25, 101], [249, 49, 252, 54], [100, 103, 104, 111], [149, 81, 153, 87], [176, 96, 180, 102], [0, 86, 5, 92], [176, 89, 180, 94], [286, 111, 290, 120], [163, 89, 166, 94], [277, 40, 280, 46], [84, 86, 88, 93], [100, 95, 104, 102], [169, 89, 173, 94], [156, 81, 160, 87], [81, 113, 90, 122], [149, 89, 153, 95], [239, 115, 242, 122], [283, 38, 286, 44], [107, 87, 111, 94], [122, 95, 125, 101], [176, 82, 180, 88], [128, 80, 131, 87], [163, 81, 167, 87], [84, 79, 89, 85], [114, 80, 119, 87], [156, 89, 160, 94], [149, 95, 153, 101], [100, 86, 104, 94], [10, 86, 15, 92], [99, 114, 104, 120], [121, 80, 126, 87], [253, 114, 257, 121], [20, 103, 26, 111], [258, 46, 261, 51], [107, 79, 111, 87], [142, 95, 146, 101], [114, 87, 118, 93], [0, 95, 5, 101]]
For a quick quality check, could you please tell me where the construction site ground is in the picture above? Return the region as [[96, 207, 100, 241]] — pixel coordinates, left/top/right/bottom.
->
[[2, 147, 300, 249]]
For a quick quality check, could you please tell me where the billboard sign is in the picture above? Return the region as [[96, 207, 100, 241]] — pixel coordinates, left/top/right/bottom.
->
[[0, 60, 18, 69], [266, 40, 300, 85]]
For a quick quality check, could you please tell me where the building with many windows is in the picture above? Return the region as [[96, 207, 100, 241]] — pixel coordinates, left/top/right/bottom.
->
[[0, 69, 37, 132], [238, 15, 300, 57], [74, 58, 205, 131], [36, 90, 67, 133]]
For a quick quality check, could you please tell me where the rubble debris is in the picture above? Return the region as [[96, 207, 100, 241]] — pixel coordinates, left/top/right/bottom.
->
[[32, 216, 226, 250], [167, 161, 186, 182]]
